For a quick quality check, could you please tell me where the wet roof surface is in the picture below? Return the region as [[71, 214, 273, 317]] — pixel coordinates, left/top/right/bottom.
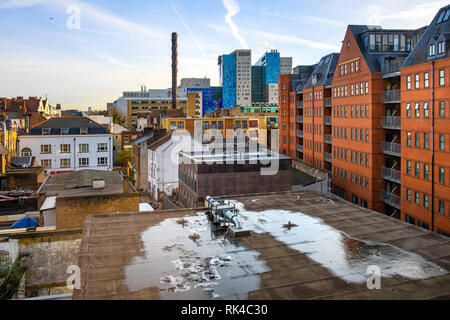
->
[[73, 191, 450, 300]]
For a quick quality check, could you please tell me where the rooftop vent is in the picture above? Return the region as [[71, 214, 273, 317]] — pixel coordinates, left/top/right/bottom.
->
[[93, 179, 105, 189]]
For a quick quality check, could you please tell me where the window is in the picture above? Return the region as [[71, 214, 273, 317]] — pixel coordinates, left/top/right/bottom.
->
[[407, 189, 411, 201], [439, 70, 445, 86], [424, 73, 429, 88], [40, 145, 51, 154], [218, 121, 224, 129], [79, 144, 89, 153], [424, 133, 429, 149], [424, 164, 429, 180], [98, 143, 108, 152], [42, 128, 51, 135], [21, 148, 32, 157], [439, 200, 445, 215], [355, 60, 359, 72], [438, 41, 445, 55], [365, 82, 368, 94], [80, 128, 88, 134], [242, 120, 248, 129], [407, 160, 411, 175], [406, 215, 415, 225], [61, 128, 69, 135], [60, 144, 71, 153], [407, 132, 411, 146], [365, 129, 369, 142], [365, 105, 369, 118], [429, 44, 436, 57], [415, 74, 420, 89], [124, 135, 129, 143], [415, 103, 420, 117], [60, 158, 70, 168], [439, 167, 445, 184], [415, 132, 420, 148], [407, 76, 411, 90], [41, 159, 51, 168], [424, 102, 429, 118], [440, 134, 445, 151], [415, 192, 420, 205], [98, 157, 108, 166], [406, 103, 411, 117], [177, 122, 184, 129], [440, 101, 445, 117], [415, 162, 420, 177], [365, 154, 369, 167], [79, 158, 89, 167]]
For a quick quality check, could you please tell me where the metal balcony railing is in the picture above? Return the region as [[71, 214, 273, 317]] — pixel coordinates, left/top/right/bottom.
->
[[324, 152, 332, 162], [382, 191, 401, 210], [381, 90, 401, 104], [381, 167, 401, 184], [296, 130, 303, 138], [381, 116, 401, 130], [324, 116, 332, 125], [381, 62, 402, 76], [323, 97, 332, 107], [381, 142, 401, 157], [324, 134, 332, 144], [296, 101, 303, 109], [296, 116, 303, 123], [296, 144, 303, 153]]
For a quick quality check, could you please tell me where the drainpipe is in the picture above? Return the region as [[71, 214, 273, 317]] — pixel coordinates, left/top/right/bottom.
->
[[73, 138, 76, 172], [431, 61, 435, 232]]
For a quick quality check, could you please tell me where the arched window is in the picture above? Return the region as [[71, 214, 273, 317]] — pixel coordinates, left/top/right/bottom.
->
[[21, 148, 32, 157]]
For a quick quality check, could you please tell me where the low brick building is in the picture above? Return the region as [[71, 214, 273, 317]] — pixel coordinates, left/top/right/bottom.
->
[[178, 149, 292, 208]]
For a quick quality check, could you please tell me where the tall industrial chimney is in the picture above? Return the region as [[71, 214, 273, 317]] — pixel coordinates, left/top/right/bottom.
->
[[171, 32, 178, 109]]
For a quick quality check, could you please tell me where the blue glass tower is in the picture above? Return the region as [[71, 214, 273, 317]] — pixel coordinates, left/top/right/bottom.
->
[[255, 51, 280, 84], [221, 54, 236, 109], [187, 88, 215, 116]]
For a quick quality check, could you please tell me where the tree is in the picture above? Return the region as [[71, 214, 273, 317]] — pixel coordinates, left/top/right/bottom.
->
[[109, 107, 126, 127], [115, 149, 132, 167], [0, 256, 26, 299]]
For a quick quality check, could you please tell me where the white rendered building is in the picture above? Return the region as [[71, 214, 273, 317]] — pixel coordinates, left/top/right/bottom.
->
[[18, 117, 113, 175]]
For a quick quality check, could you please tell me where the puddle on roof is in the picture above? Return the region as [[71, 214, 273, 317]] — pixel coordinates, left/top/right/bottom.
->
[[231, 201, 447, 283], [122, 213, 270, 300]]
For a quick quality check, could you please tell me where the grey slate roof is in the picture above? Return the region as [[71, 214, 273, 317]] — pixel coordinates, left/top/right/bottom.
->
[[303, 53, 340, 89], [132, 132, 154, 144], [403, 4, 450, 67], [10, 157, 33, 168], [349, 25, 427, 73], [33, 117, 104, 129]]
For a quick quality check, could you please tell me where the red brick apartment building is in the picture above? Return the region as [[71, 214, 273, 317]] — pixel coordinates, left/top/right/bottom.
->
[[279, 4, 450, 235], [400, 6, 450, 235], [279, 65, 316, 158]]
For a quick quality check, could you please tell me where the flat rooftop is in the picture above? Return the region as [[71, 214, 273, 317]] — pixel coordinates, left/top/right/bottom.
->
[[73, 191, 450, 300], [181, 150, 291, 164], [38, 170, 125, 197]]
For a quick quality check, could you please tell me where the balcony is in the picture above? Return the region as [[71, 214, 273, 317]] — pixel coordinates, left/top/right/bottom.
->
[[381, 116, 401, 130], [381, 90, 401, 104], [382, 191, 401, 210], [324, 134, 332, 144], [382, 142, 401, 157], [296, 101, 303, 109], [324, 116, 332, 125], [324, 152, 332, 163], [296, 144, 303, 153], [381, 62, 402, 78], [323, 98, 332, 107], [296, 116, 303, 123], [381, 167, 401, 184], [296, 130, 303, 138]]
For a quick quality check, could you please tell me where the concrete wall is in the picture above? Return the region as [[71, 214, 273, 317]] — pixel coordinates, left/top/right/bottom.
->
[[6, 169, 45, 190], [55, 193, 140, 230]]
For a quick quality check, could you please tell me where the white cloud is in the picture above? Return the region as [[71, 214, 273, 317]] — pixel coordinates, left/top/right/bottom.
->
[[222, 0, 248, 49], [0, 0, 46, 9], [259, 41, 275, 51], [253, 30, 340, 52], [264, 10, 346, 28], [381, 1, 447, 20]]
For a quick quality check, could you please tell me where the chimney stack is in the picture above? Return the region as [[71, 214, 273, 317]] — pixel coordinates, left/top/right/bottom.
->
[[171, 32, 178, 109]]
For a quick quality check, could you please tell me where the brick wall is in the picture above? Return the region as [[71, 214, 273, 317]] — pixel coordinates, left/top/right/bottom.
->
[[55, 193, 140, 229]]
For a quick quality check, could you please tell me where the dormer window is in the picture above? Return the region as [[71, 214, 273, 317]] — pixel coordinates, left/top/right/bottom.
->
[[444, 10, 450, 22], [429, 44, 436, 57], [61, 128, 69, 135], [437, 11, 445, 24], [80, 128, 88, 134], [42, 128, 51, 135]]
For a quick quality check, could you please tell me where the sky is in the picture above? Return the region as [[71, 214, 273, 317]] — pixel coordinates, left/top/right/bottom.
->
[[0, 0, 447, 110]]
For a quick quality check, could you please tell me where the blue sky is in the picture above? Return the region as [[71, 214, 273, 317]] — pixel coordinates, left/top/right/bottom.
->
[[0, 0, 447, 110]]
